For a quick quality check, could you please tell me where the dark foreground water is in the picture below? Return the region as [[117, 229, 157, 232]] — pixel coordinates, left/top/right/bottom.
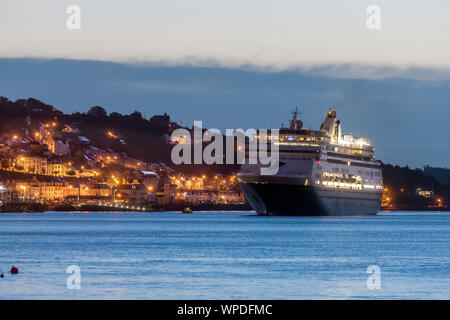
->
[[0, 211, 449, 299]]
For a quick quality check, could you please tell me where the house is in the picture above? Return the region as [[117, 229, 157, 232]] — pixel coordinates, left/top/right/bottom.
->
[[16, 156, 48, 175], [0, 185, 8, 201], [83, 155, 97, 168], [44, 134, 71, 156], [123, 157, 146, 170], [214, 191, 244, 203], [141, 171, 160, 191], [47, 162, 65, 176], [20, 180, 71, 203], [116, 184, 148, 205], [186, 190, 214, 203], [78, 136, 90, 143], [54, 139, 70, 156]]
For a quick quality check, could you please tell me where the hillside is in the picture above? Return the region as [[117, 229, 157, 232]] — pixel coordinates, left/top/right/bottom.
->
[[0, 96, 240, 176], [382, 163, 450, 209], [0, 96, 174, 163], [423, 165, 450, 186], [1, 96, 450, 210]]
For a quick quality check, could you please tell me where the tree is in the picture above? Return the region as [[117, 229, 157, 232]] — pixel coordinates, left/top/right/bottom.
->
[[88, 106, 107, 118], [110, 112, 122, 119], [1, 159, 9, 169], [129, 111, 143, 121]]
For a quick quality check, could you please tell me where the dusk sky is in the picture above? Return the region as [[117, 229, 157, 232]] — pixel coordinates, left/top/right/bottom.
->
[[2, 0, 450, 67], [1, 1, 450, 168]]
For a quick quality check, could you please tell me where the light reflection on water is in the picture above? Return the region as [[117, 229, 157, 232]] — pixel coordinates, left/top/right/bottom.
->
[[0, 211, 449, 299]]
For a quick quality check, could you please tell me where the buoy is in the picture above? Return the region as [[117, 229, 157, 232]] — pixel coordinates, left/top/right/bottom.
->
[[10, 266, 19, 274]]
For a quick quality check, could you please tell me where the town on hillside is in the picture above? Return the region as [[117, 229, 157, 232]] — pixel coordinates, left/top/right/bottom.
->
[[0, 97, 245, 212], [0, 96, 449, 212]]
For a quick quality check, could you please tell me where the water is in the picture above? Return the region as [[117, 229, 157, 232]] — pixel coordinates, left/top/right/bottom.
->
[[0, 211, 449, 299]]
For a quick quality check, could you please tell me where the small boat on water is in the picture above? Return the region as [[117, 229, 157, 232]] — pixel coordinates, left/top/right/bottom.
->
[[182, 207, 193, 214]]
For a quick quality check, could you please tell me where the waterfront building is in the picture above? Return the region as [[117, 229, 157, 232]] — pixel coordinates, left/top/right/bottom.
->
[[186, 190, 214, 203], [116, 184, 148, 205], [0, 185, 8, 201], [22, 181, 70, 203], [416, 188, 434, 198], [215, 191, 245, 203], [141, 170, 160, 192]]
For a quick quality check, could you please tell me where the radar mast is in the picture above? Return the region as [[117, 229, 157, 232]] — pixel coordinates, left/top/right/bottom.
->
[[289, 107, 303, 130]]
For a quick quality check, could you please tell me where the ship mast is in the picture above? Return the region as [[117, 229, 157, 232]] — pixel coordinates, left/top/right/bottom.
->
[[289, 107, 303, 130]]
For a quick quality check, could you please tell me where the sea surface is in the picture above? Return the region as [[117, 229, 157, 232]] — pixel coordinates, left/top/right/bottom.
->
[[0, 211, 449, 300]]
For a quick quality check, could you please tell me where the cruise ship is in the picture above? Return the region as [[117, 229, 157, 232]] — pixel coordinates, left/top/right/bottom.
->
[[238, 108, 383, 216]]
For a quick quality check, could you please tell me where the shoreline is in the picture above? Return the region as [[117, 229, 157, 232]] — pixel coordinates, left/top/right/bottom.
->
[[0, 202, 252, 213], [1, 201, 448, 214], [2, 208, 450, 214]]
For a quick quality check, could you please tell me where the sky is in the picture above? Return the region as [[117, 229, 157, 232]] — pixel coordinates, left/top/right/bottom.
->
[[1, 0, 450, 68], [1, 1, 450, 168]]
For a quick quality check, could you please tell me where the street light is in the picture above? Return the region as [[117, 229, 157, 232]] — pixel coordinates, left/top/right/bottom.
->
[[112, 188, 117, 202], [19, 185, 27, 200]]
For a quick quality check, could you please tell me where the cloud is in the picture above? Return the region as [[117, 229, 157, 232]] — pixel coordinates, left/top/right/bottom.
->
[[108, 80, 212, 94], [119, 57, 450, 82], [1, 57, 450, 168]]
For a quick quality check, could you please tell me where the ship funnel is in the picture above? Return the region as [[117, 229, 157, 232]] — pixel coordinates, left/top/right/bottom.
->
[[320, 108, 340, 141]]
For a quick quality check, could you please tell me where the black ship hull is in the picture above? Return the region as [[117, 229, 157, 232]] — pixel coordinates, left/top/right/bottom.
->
[[239, 182, 381, 216]]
